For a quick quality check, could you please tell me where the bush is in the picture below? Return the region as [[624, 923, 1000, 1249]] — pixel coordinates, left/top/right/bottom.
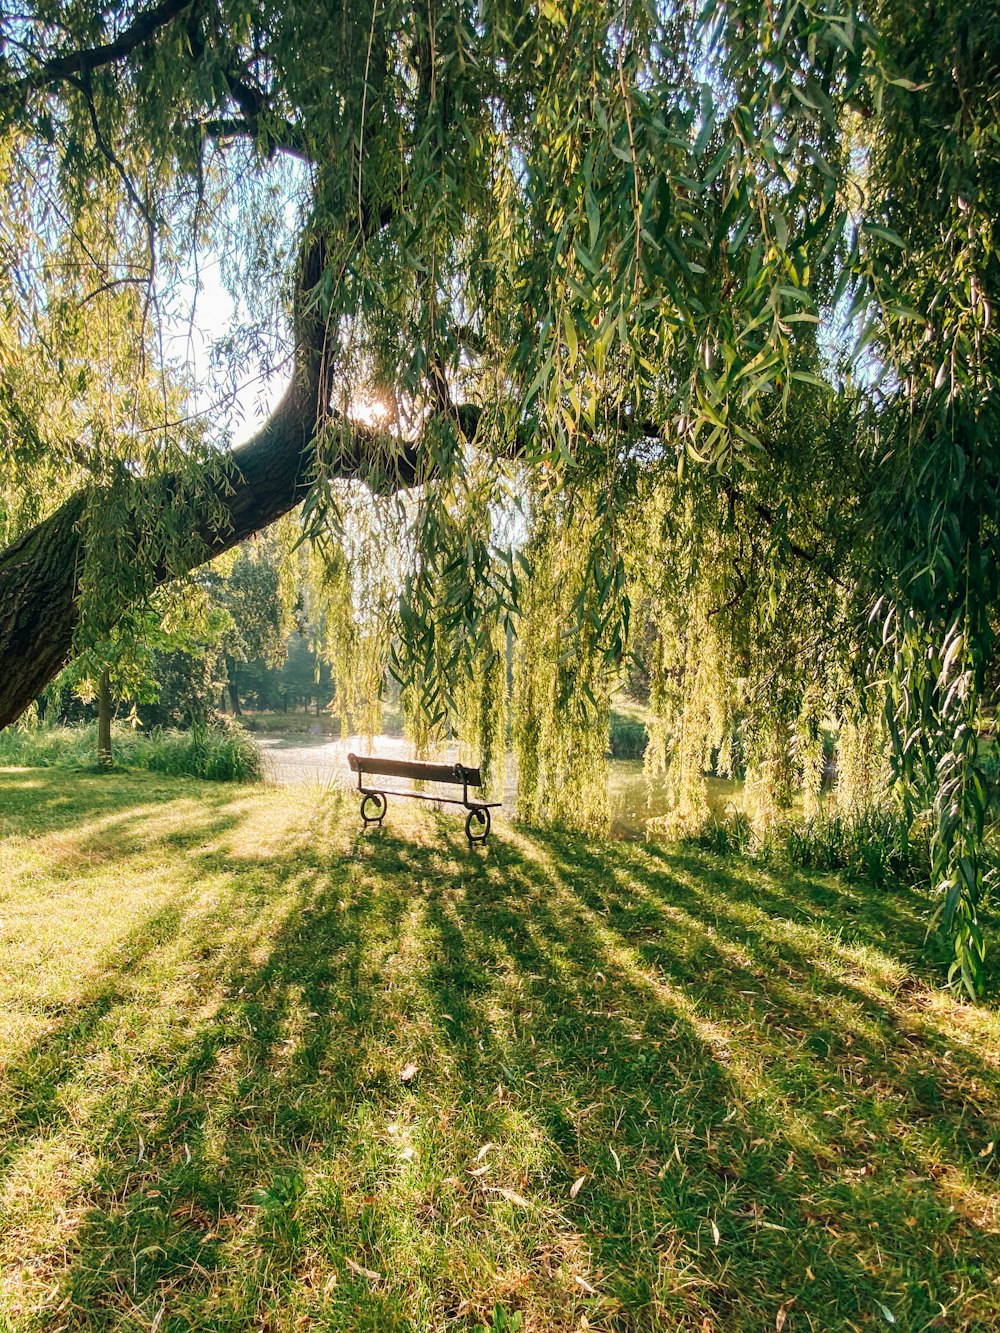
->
[[0, 723, 90, 768], [690, 810, 754, 857], [608, 711, 648, 760], [781, 808, 929, 888], [138, 724, 263, 782], [671, 801, 933, 891], [0, 720, 262, 783]]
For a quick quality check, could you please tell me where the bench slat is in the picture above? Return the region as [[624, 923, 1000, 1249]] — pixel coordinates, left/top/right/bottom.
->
[[348, 752, 482, 788]]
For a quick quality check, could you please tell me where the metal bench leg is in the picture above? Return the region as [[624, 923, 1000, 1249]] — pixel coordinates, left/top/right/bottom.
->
[[361, 791, 387, 827], [465, 806, 490, 845]]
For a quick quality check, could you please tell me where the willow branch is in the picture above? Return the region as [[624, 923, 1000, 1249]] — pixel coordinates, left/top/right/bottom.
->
[[1, 0, 195, 97], [202, 116, 310, 162]]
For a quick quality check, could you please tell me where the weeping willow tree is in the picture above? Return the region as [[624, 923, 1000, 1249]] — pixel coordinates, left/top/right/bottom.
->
[[0, 0, 998, 989]]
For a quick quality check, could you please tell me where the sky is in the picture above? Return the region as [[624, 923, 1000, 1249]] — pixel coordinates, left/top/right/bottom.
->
[[161, 255, 290, 448]]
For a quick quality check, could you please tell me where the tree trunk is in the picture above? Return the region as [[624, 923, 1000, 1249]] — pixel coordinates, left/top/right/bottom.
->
[[0, 492, 89, 731], [227, 664, 243, 717], [0, 322, 467, 732], [0, 373, 421, 729], [0, 199, 505, 733], [97, 669, 113, 767]]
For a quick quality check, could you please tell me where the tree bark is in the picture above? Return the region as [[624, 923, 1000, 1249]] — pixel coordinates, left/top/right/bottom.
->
[[0, 374, 320, 729], [0, 491, 89, 732], [0, 433, 293, 727], [226, 662, 243, 717], [0, 362, 439, 731]]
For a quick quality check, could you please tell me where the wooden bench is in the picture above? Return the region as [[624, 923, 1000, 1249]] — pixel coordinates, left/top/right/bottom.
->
[[347, 752, 501, 844]]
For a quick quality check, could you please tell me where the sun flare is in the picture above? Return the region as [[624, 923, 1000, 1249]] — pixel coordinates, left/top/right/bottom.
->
[[349, 398, 390, 429]]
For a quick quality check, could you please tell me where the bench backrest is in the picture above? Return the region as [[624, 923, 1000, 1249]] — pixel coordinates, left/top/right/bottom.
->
[[348, 752, 483, 788]]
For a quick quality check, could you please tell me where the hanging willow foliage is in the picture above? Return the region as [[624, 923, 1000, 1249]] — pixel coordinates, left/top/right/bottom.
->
[[511, 484, 621, 829], [0, 0, 998, 991]]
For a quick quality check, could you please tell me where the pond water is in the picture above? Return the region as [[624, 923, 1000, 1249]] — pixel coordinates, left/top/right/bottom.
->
[[255, 729, 419, 789], [250, 721, 741, 838]]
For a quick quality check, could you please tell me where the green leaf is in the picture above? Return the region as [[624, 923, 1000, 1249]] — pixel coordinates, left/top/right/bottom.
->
[[585, 188, 601, 251], [562, 308, 578, 368], [789, 370, 830, 389], [861, 222, 906, 248]]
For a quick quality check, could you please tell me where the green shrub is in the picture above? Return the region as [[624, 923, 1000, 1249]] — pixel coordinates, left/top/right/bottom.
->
[[138, 724, 263, 782], [692, 810, 754, 857], [608, 711, 648, 760], [678, 802, 936, 891], [0, 720, 262, 783], [0, 721, 107, 768], [781, 808, 929, 888]]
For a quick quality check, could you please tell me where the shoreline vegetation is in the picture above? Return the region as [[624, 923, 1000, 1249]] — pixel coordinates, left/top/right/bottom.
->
[[3, 716, 995, 902], [0, 720, 263, 784]]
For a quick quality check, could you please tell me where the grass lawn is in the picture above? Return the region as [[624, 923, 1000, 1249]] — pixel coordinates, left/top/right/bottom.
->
[[1, 769, 999, 1331]]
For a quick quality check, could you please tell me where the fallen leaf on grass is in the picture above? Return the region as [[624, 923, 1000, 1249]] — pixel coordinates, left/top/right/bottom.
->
[[570, 1175, 586, 1199], [475, 1142, 495, 1163], [776, 1306, 787, 1332], [399, 1062, 418, 1083], [711, 1221, 720, 1246], [494, 1187, 531, 1207], [344, 1258, 382, 1282], [575, 1275, 597, 1295]]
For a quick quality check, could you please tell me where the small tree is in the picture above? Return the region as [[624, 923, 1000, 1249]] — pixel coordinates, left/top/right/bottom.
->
[[208, 530, 297, 716]]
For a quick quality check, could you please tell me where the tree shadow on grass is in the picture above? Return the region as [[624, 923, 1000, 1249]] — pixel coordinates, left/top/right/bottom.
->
[[1, 781, 999, 1331]]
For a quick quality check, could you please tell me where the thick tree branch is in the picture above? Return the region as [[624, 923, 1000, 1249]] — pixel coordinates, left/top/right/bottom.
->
[[0, 363, 498, 728], [0, 180, 521, 725], [0, 396, 358, 729], [2, 2, 311, 163], [1, 0, 195, 97], [202, 116, 310, 162]]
